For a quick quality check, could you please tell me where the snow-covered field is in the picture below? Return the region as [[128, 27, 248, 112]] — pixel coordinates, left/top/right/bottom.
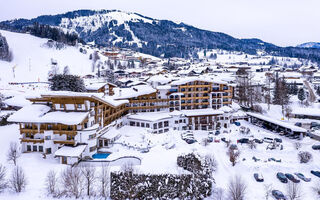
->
[[1, 120, 320, 199]]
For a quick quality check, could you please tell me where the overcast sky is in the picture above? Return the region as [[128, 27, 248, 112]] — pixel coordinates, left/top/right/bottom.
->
[[1, 0, 319, 47]]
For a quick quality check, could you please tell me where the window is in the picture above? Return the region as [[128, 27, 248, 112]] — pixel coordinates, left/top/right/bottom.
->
[[39, 146, 43, 152], [89, 146, 96, 152], [67, 135, 74, 140], [159, 130, 163, 133], [130, 121, 135, 126], [33, 145, 37, 152], [175, 120, 179, 124], [153, 123, 157, 129], [164, 128, 169, 132], [158, 122, 163, 128], [89, 134, 96, 139], [47, 124, 52, 130], [136, 122, 140, 127], [146, 123, 150, 128], [27, 145, 31, 151], [46, 148, 52, 154], [60, 104, 65, 109], [77, 104, 82, 109], [164, 121, 169, 127], [45, 136, 51, 140], [141, 123, 145, 128]]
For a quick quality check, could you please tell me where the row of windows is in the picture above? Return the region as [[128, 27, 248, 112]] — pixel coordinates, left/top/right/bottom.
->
[[129, 121, 169, 129]]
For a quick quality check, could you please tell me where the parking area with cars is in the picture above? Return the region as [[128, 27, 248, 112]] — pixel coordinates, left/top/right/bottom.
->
[[188, 120, 320, 200]]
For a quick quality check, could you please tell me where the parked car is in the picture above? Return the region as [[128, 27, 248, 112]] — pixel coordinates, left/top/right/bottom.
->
[[230, 144, 238, 150], [237, 138, 249, 144], [254, 138, 263, 144], [272, 190, 287, 200], [274, 138, 282, 143], [185, 139, 197, 144], [263, 137, 274, 143], [285, 173, 300, 183], [277, 172, 288, 183], [215, 130, 220, 135], [140, 148, 149, 153], [181, 132, 194, 140], [311, 170, 320, 178], [279, 131, 285, 136], [295, 122, 302, 127], [294, 173, 311, 182], [312, 144, 320, 150], [253, 173, 264, 182], [311, 122, 320, 129], [234, 121, 241, 126]]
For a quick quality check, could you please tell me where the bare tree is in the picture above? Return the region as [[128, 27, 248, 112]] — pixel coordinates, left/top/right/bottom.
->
[[298, 151, 312, 163], [121, 162, 134, 173], [0, 164, 7, 192], [227, 147, 240, 166], [248, 140, 257, 149], [60, 166, 83, 198], [228, 175, 247, 200], [286, 182, 302, 200], [81, 165, 96, 197], [205, 154, 218, 173], [9, 166, 27, 193], [99, 163, 110, 199], [45, 170, 59, 196], [7, 142, 20, 166], [264, 184, 273, 200], [294, 142, 302, 150]]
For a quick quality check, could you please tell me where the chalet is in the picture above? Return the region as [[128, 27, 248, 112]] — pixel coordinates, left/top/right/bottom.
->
[[8, 92, 128, 165]]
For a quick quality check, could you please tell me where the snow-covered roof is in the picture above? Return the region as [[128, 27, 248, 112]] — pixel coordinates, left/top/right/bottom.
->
[[219, 106, 233, 113], [170, 76, 226, 86], [8, 104, 50, 123], [247, 112, 307, 132], [35, 91, 128, 107], [85, 82, 107, 90], [181, 109, 224, 117], [100, 127, 121, 139], [113, 85, 156, 99], [128, 112, 172, 122], [292, 107, 320, 117], [147, 75, 172, 84], [8, 104, 89, 125], [156, 85, 171, 90], [55, 145, 87, 158], [3, 95, 32, 108]]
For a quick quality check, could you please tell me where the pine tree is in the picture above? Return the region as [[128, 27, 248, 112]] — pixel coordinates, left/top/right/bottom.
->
[[49, 74, 85, 92], [298, 88, 306, 103], [273, 73, 289, 114]]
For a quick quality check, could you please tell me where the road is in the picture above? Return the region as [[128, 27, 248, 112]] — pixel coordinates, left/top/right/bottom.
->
[[304, 80, 316, 102]]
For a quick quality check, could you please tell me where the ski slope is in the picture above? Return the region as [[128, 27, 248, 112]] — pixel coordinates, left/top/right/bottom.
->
[[0, 30, 92, 84]]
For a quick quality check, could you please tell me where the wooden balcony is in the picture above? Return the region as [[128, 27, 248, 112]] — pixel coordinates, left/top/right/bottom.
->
[[53, 130, 77, 136], [20, 129, 43, 134], [20, 138, 44, 144], [180, 85, 211, 88], [53, 140, 75, 145]]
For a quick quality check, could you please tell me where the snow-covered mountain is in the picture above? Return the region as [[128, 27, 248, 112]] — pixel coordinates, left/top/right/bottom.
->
[[297, 42, 320, 49], [1, 9, 320, 63]]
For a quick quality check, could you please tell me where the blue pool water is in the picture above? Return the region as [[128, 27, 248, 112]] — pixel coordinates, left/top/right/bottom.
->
[[92, 153, 111, 159]]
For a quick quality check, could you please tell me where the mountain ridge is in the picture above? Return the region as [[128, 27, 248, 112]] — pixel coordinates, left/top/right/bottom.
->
[[1, 9, 320, 63]]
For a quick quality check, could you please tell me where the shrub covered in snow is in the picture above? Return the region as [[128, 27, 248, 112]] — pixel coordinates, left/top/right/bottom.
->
[[298, 151, 312, 163], [110, 171, 194, 199], [0, 164, 7, 193], [0, 33, 13, 62]]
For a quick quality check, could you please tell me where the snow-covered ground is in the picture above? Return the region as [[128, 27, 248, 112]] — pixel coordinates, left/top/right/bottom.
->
[[0, 30, 93, 84], [1, 120, 320, 199]]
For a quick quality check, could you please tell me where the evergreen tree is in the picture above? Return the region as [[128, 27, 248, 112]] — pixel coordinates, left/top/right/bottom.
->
[[292, 82, 298, 95], [273, 73, 289, 114], [49, 74, 85, 92], [298, 88, 306, 103]]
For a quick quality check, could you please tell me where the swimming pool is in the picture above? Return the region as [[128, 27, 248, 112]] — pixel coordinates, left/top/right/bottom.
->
[[92, 153, 111, 159]]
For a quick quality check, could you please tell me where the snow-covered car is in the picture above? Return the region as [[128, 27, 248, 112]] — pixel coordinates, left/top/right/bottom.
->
[[185, 139, 197, 144], [294, 173, 311, 182], [253, 173, 264, 182], [311, 170, 320, 178], [312, 144, 320, 150], [263, 137, 274, 143], [181, 131, 194, 140], [272, 190, 287, 200], [276, 172, 288, 183], [254, 138, 263, 144], [285, 173, 300, 183], [237, 138, 249, 144]]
